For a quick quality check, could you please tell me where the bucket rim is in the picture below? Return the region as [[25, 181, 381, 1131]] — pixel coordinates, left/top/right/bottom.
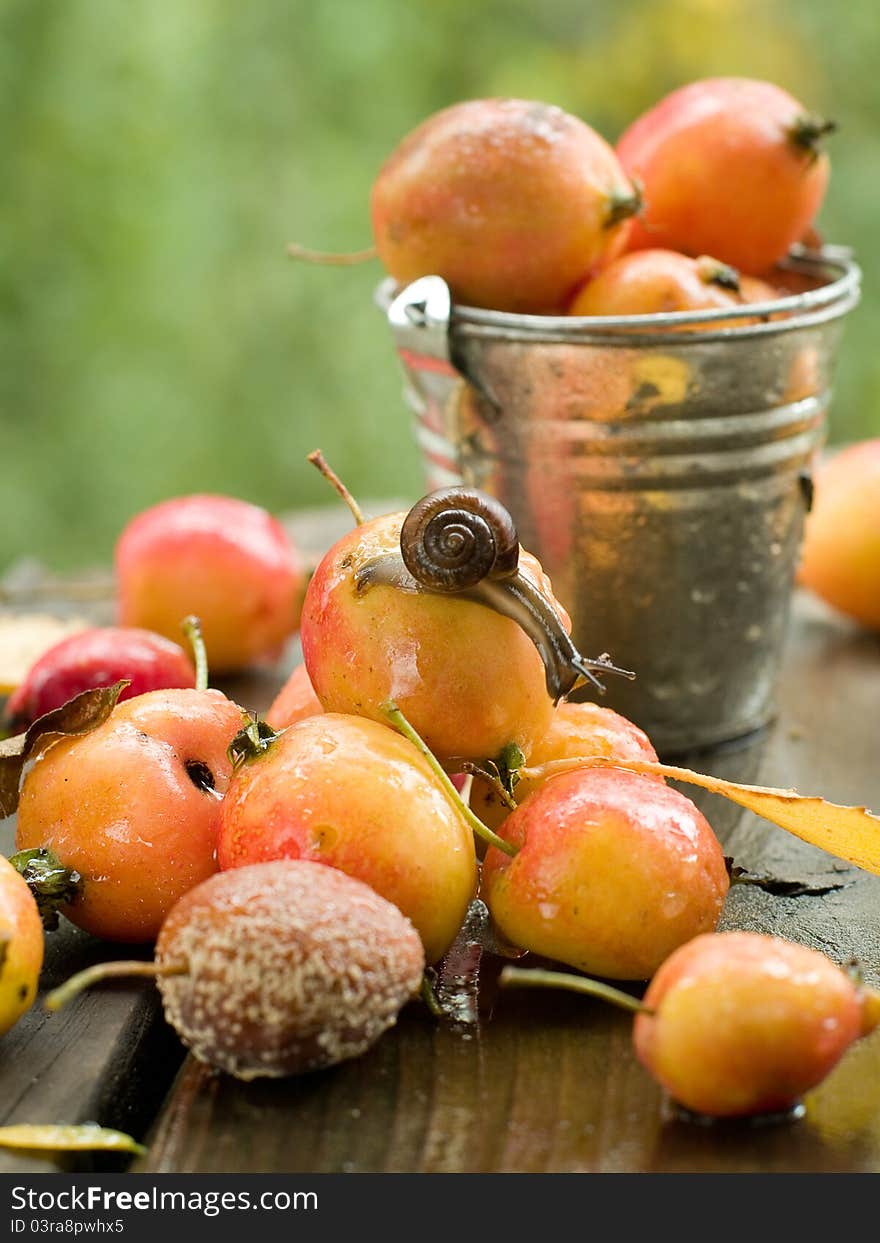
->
[[375, 247, 860, 342]]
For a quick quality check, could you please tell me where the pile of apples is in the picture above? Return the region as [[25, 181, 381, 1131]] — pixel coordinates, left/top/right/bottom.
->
[[300, 77, 836, 319], [2, 471, 878, 1124], [0, 77, 875, 1132]]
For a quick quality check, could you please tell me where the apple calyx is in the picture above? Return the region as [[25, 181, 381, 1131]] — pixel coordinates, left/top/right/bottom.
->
[[9, 848, 82, 931], [605, 179, 643, 229], [228, 716, 283, 770], [789, 115, 837, 162], [696, 256, 740, 292]]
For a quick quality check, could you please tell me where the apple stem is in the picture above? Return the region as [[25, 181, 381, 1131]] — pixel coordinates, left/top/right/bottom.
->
[[499, 966, 653, 1015], [286, 242, 377, 266], [181, 615, 209, 692], [307, 449, 366, 526], [45, 959, 188, 1012], [380, 701, 519, 858], [447, 760, 518, 812], [420, 972, 445, 1018]]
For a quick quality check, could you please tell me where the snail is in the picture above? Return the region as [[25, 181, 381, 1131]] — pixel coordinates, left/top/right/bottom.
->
[[355, 487, 633, 701]]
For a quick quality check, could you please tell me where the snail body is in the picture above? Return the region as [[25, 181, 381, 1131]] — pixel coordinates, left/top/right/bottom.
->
[[360, 489, 632, 702], [300, 508, 559, 761], [300, 491, 630, 761]]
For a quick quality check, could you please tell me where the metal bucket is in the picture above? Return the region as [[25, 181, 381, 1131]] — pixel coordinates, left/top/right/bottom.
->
[[378, 250, 860, 754]]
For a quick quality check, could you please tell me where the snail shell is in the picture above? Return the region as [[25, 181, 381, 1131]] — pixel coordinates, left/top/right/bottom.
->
[[400, 488, 519, 592]]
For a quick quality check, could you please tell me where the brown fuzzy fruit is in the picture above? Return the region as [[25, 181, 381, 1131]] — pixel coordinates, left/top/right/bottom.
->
[[155, 861, 424, 1079]]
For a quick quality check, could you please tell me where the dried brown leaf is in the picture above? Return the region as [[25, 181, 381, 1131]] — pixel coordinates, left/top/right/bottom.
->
[[0, 680, 128, 818]]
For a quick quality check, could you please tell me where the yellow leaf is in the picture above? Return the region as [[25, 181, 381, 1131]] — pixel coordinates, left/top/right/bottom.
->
[[523, 755, 880, 876], [0, 1123, 145, 1154]]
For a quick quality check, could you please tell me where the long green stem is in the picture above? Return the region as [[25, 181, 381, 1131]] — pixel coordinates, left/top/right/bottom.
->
[[499, 966, 652, 1015], [381, 701, 518, 857], [45, 960, 187, 1012], [420, 973, 444, 1018], [181, 616, 209, 692]]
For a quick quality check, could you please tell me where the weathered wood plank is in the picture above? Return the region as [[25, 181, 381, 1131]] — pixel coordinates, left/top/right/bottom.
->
[[138, 590, 880, 1174]]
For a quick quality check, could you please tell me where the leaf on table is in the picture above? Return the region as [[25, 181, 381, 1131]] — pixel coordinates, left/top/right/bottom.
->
[[0, 680, 128, 818], [0, 1123, 145, 1155]]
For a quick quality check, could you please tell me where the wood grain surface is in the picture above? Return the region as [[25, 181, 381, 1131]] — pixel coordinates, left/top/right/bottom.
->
[[2, 508, 880, 1174]]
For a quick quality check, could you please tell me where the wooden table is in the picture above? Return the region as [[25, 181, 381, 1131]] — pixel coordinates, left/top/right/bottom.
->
[[2, 506, 880, 1175]]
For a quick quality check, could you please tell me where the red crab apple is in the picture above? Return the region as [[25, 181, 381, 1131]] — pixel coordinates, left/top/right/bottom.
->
[[371, 97, 640, 313], [0, 853, 43, 1036], [4, 627, 195, 733], [569, 250, 745, 319], [471, 700, 661, 832], [482, 767, 729, 980], [618, 78, 832, 274], [501, 932, 880, 1119], [265, 663, 323, 730], [116, 495, 305, 673], [798, 440, 880, 631], [15, 681, 243, 943], [218, 712, 477, 963], [634, 932, 880, 1117], [299, 479, 628, 764]]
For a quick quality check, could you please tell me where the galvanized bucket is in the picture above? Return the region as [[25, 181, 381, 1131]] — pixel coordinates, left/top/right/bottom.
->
[[377, 250, 860, 754]]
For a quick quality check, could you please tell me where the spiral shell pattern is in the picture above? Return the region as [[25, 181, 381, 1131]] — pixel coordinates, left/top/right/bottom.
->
[[400, 488, 519, 592]]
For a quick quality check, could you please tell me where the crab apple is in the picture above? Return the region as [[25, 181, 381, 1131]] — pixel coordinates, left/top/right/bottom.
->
[[618, 78, 832, 274], [798, 441, 880, 631], [218, 713, 477, 963], [300, 511, 566, 762], [15, 689, 243, 943], [4, 627, 195, 733], [265, 663, 323, 730], [634, 932, 880, 1118], [472, 701, 660, 832], [371, 98, 640, 313], [47, 861, 425, 1080], [0, 854, 43, 1036], [568, 250, 744, 319], [482, 768, 728, 980], [116, 495, 305, 673]]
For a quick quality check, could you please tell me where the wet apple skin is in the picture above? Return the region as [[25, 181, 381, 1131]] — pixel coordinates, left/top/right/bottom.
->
[[0, 855, 44, 1035], [116, 494, 305, 673], [482, 767, 728, 980], [15, 688, 242, 943], [218, 712, 477, 963], [265, 663, 323, 729], [300, 511, 561, 763], [634, 932, 879, 1117]]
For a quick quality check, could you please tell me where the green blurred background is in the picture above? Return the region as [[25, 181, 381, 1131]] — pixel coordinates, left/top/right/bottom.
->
[[2, 0, 878, 571]]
